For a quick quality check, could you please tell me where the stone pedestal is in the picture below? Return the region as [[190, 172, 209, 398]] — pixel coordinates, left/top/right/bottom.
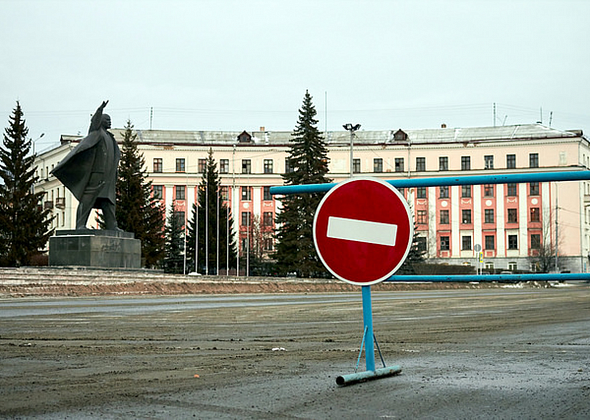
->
[[49, 230, 141, 268]]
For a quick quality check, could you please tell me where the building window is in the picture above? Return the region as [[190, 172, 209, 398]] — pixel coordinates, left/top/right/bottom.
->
[[416, 187, 427, 198], [152, 185, 163, 200], [462, 185, 472, 198], [264, 159, 273, 174], [439, 156, 448, 171], [220, 159, 229, 174], [485, 209, 494, 223], [440, 236, 450, 251], [530, 207, 540, 222], [484, 155, 494, 169], [198, 158, 207, 173], [529, 182, 539, 196], [174, 211, 185, 227], [484, 184, 494, 197], [373, 158, 383, 173], [395, 158, 404, 172], [416, 157, 426, 172], [485, 235, 495, 250], [508, 262, 517, 271], [241, 186, 251, 201], [507, 183, 517, 196], [241, 211, 251, 227], [462, 236, 472, 251], [416, 210, 428, 224], [461, 156, 471, 171], [175, 185, 185, 200], [263, 186, 272, 201], [285, 158, 293, 173], [220, 186, 229, 200], [242, 159, 251, 174], [508, 235, 518, 250], [416, 237, 427, 252], [263, 212, 274, 226], [263, 238, 274, 251], [353, 158, 361, 173], [529, 153, 539, 168], [531, 234, 541, 249], [506, 154, 516, 169], [176, 158, 186, 173], [462, 209, 472, 224], [440, 209, 449, 224], [507, 208, 518, 223], [439, 186, 449, 198], [153, 158, 163, 173]]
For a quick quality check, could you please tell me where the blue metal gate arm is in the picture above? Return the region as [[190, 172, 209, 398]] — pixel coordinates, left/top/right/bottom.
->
[[269, 169, 590, 196], [387, 273, 590, 282]]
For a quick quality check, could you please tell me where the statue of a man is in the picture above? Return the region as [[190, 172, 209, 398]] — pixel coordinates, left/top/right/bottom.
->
[[52, 101, 120, 230]]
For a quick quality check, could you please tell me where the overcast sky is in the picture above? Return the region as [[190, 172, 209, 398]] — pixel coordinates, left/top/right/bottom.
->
[[1, 0, 589, 152]]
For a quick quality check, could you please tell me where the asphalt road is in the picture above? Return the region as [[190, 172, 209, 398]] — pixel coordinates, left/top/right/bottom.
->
[[1, 285, 589, 419]]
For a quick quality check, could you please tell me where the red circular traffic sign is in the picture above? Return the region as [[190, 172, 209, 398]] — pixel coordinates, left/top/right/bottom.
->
[[313, 178, 413, 286]]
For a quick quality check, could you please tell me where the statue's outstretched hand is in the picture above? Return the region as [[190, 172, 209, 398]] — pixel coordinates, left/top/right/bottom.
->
[[100, 100, 109, 110]]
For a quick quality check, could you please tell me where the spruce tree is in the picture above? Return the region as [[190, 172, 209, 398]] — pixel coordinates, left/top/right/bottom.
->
[[0, 101, 54, 266], [163, 208, 185, 274], [115, 120, 165, 267], [186, 148, 236, 274], [274, 90, 331, 277], [397, 220, 426, 274]]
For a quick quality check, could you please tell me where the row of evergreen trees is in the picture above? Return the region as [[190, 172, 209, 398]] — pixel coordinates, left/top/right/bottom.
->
[[0, 93, 426, 274]]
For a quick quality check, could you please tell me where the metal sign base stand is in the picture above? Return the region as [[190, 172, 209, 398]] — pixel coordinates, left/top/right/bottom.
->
[[336, 286, 402, 386]]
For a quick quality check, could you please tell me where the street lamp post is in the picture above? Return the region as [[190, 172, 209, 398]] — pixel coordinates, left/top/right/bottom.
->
[[32, 133, 45, 156], [343, 124, 361, 177], [31, 133, 45, 194]]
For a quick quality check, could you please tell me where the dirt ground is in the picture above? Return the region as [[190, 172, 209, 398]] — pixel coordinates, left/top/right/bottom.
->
[[1, 281, 589, 419]]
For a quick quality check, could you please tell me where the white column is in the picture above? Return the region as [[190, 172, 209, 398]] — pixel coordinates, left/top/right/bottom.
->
[[542, 182, 552, 220], [187, 182, 196, 216], [427, 187, 436, 258], [253, 186, 262, 218], [451, 186, 460, 257], [518, 183, 528, 257], [165, 184, 174, 217], [497, 184, 505, 254], [473, 185, 482, 253]]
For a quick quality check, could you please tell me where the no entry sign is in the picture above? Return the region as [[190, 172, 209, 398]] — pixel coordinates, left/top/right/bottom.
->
[[313, 178, 413, 286]]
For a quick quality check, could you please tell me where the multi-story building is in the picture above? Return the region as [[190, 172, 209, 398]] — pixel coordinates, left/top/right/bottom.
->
[[35, 124, 590, 273]]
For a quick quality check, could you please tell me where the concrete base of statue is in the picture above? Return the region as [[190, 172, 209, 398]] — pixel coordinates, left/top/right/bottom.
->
[[49, 229, 141, 269]]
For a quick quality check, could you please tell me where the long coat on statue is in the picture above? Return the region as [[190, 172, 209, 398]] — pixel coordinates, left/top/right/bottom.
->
[[51, 114, 120, 206]]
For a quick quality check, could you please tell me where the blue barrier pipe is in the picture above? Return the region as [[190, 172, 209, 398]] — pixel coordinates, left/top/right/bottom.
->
[[336, 365, 402, 386], [386, 273, 590, 282], [269, 169, 590, 196]]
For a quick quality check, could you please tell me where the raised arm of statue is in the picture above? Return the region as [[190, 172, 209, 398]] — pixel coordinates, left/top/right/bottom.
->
[[88, 100, 109, 133]]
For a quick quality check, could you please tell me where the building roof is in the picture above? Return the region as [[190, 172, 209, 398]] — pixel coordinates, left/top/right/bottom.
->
[[59, 124, 581, 148]]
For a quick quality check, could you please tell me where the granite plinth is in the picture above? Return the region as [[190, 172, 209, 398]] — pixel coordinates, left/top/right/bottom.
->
[[49, 230, 141, 268]]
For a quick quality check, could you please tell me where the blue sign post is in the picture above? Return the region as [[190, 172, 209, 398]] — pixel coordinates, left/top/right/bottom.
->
[[312, 178, 411, 385]]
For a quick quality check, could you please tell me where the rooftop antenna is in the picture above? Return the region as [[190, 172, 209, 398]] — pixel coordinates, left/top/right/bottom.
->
[[150, 107, 153, 130], [549, 111, 553, 127], [493, 103, 496, 127]]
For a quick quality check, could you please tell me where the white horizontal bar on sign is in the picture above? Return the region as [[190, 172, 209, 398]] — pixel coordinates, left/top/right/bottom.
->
[[326, 216, 397, 247]]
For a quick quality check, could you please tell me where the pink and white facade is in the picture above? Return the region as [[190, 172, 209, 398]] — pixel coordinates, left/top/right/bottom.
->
[[36, 124, 590, 272]]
